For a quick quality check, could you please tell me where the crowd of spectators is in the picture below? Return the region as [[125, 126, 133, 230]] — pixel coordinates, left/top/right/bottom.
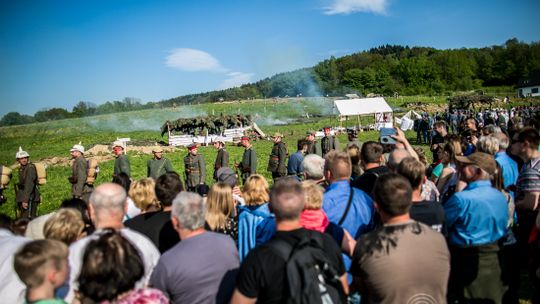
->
[[0, 105, 539, 303]]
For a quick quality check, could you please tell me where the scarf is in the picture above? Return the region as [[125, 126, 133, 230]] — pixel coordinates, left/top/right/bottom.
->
[[300, 209, 329, 233]]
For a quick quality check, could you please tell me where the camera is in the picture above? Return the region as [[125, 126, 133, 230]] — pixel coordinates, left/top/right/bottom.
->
[[379, 128, 397, 144]]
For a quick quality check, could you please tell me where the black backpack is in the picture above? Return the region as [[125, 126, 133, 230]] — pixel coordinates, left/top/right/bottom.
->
[[267, 231, 347, 304]]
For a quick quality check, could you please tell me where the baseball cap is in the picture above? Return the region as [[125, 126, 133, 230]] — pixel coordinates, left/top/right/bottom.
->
[[455, 152, 497, 175]]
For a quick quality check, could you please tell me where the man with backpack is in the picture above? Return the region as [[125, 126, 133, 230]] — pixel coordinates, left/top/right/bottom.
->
[[15, 147, 40, 219], [69, 143, 93, 203], [232, 178, 347, 304]]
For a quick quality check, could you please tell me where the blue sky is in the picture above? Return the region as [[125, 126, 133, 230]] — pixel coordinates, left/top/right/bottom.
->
[[1, 0, 539, 116]]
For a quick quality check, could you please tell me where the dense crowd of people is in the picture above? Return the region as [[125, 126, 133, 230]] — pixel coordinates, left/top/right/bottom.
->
[[0, 105, 539, 303]]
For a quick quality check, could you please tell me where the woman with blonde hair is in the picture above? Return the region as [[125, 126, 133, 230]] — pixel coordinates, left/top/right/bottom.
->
[[242, 174, 269, 206], [237, 174, 275, 260], [129, 178, 160, 213], [44, 208, 86, 245], [300, 180, 356, 256], [205, 182, 238, 241]]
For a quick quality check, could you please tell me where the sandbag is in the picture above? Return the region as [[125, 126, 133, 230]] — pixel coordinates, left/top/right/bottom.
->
[[0, 165, 12, 187], [86, 159, 99, 185], [34, 162, 47, 185]]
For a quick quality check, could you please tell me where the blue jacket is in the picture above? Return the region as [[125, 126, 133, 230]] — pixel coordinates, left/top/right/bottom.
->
[[323, 180, 374, 278], [495, 151, 519, 198], [237, 203, 275, 261], [444, 180, 508, 246], [323, 180, 374, 238], [287, 151, 304, 177]]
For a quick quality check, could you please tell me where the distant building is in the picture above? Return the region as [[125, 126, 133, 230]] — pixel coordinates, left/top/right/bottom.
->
[[517, 73, 540, 97]]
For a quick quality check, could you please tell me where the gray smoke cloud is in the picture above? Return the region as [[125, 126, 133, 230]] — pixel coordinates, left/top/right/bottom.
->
[[82, 107, 207, 132]]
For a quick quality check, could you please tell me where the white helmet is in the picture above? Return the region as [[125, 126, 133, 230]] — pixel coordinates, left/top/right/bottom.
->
[[70, 142, 85, 154], [112, 140, 124, 149], [16, 146, 29, 159]]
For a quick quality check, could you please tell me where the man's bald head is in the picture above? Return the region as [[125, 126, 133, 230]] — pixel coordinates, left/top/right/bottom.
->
[[89, 183, 127, 217]]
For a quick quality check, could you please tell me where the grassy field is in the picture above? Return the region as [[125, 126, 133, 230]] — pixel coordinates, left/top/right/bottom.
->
[[0, 96, 427, 216]]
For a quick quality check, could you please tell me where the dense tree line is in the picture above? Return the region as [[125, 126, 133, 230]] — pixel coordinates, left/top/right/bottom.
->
[[159, 38, 540, 105], [2, 38, 539, 126]]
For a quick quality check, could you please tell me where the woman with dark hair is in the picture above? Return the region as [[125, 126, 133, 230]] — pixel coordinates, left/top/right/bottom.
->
[[113, 173, 141, 221], [76, 230, 167, 303]]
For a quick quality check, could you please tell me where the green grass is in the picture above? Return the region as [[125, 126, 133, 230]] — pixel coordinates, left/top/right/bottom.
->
[[0, 114, 423, 218]]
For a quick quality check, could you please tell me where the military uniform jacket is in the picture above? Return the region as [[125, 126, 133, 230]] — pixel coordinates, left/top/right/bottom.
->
[[114, 154, 131, 178], [213, 148, 230, 180], [306, 140, 322, 156], [70, 156, 90, 198], [267, 142, 288, 175], [184, 154, 205, 187], [240, 147, 257, 178], [16, 163, 40, 203], [147, 158, 174, 180], [321, 136, 340, 157]]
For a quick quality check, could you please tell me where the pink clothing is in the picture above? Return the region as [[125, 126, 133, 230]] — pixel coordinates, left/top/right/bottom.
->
[[103, 288, 168, 304], [300, 209, 329, 233]]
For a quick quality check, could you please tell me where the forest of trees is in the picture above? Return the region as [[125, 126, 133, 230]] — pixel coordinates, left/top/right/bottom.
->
[[2, 38, 539, 126]]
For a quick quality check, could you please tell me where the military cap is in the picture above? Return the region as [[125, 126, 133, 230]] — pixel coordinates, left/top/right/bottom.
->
[[16, 146, 29, 159], [187, 143, 198, 150], [272, 132, 284, 138], [152, 147, 164, 153], [70, 142, 85, 154], [306, 130, 316, 136]]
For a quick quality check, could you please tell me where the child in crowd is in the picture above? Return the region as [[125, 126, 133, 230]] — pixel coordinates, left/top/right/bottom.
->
[[13, 239, 69, 304]]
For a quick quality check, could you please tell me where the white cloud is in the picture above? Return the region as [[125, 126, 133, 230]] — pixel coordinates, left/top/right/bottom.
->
[[324, 0, 388, 15], [219, 72, 254, 89], [165, 48, 227, 72]]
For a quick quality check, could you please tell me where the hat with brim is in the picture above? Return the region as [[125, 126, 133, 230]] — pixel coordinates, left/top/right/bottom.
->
[[70, 142, 85, 154], [152, 147, 164, 153], [16, 146, 29, 159], [187, 143, 198, 150], [455, 152, 497, 175]]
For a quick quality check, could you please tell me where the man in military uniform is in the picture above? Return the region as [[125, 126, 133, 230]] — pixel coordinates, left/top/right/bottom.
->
[[267, 132, 288, 182], [184, 143, 206, 192], [14, 147, 40, 219], [112, 141, 131, 179], [236, 136, 257, 185], [147, 147, 175, 180], [321, 127, 339, 157], [212, 137, 229, 181], [305, 130, 320, 155], [69, 143, 93, 203]]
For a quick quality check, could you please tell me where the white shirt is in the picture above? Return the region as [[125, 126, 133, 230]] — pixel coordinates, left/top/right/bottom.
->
[[0, 229, 30, 304], [65, 227, 160, 302]]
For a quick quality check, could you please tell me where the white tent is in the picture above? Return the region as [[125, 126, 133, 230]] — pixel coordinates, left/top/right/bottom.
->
[[333, 97, 393, 130], [395, 110, 422, 131]]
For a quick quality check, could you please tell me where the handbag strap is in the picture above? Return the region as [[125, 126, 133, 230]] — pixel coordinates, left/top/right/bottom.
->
[[338, 184, 354, 226]]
